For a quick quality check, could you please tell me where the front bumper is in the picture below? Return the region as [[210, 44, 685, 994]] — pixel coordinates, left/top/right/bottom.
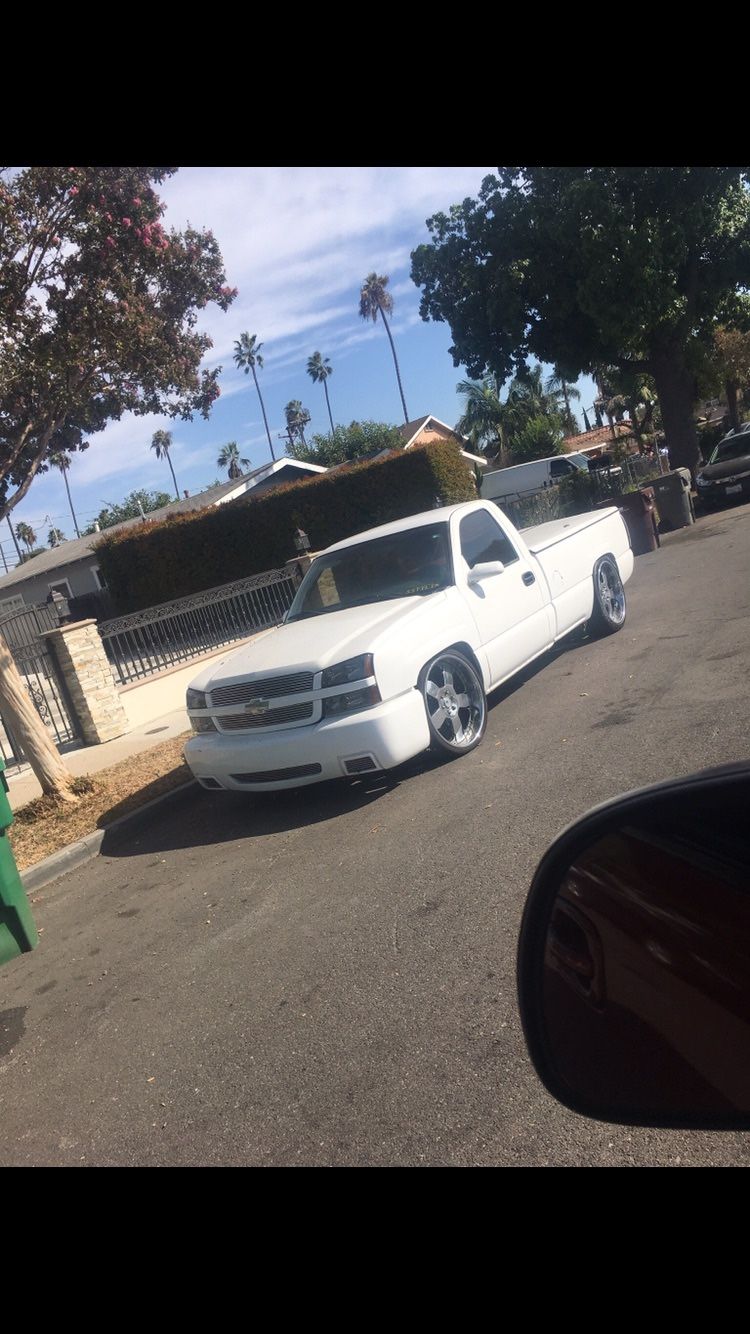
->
[[697, 473, 750, 506], [184, 688, 431, 791]]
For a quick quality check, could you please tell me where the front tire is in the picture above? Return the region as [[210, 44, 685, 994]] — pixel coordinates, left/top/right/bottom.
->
[[420, 651, 487, 757], [589, 555, 627, 636]]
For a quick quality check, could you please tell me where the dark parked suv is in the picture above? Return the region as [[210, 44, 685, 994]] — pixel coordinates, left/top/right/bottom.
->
[[696, 423, 750, 507]]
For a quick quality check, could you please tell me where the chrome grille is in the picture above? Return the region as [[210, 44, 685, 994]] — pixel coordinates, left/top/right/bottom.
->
[[210, 672, 314, 706], [218, 702, 314, 730]]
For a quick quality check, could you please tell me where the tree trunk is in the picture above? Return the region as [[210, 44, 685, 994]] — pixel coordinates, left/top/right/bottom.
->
[[725, 379, 740, 433], [0, 638, 77, 802], [323, 380, 335, 436], [651, 352, 701, 477], [252, 366, 276, 461], [63, 468, 80, 538], [167, 451, 179, 501], [377, 305, 409, 424]]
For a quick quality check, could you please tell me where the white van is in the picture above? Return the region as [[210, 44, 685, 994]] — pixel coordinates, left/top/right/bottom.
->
[[480, 452, 590, 504]]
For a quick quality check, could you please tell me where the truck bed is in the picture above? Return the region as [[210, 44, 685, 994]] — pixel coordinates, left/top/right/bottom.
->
[[521, 507, 620, 554]]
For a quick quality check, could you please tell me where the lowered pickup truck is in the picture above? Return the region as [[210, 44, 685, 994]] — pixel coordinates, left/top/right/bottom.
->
[[184, 500, 633, 792]]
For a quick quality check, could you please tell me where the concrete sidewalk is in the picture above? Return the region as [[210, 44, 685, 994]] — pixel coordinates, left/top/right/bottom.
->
[[6, 706, 191, 811]]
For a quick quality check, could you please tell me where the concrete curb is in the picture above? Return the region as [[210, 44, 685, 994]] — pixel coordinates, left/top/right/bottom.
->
[[21, 780, 198, 894]]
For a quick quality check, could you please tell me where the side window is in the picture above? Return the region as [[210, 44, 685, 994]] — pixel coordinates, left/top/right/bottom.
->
[[550, 458, 573, 478], [459, 510, 519, 569]]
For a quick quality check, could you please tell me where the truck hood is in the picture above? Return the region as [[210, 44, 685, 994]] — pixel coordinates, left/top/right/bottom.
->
[[189, 592, 449, 692]]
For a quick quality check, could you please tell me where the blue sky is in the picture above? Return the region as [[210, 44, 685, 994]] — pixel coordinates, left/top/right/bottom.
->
[[5, 166, 597, 566]]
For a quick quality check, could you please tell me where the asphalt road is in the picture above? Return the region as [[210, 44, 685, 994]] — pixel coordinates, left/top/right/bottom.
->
[[2, 502, 750, 1166]]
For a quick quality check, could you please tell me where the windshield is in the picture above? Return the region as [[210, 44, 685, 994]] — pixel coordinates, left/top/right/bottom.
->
[[568, 453, 591, 472], [286, 523, 453, 622], [709, 438, 750, 465]]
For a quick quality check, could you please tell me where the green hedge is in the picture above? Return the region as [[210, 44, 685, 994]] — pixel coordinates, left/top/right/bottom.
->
[[96, 440, 477, 612]]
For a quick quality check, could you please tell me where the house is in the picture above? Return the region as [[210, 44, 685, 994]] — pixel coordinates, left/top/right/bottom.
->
[[562, 422, 638, 456], [399, 415, 489, 469], [0, 458, 326, 617]]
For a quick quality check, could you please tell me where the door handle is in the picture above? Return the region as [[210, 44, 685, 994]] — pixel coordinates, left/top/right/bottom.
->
[[522, 571, 536, 586]]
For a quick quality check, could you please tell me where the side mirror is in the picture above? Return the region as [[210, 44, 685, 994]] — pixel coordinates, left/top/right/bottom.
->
[[467, 561, 505, 586], [517, 762, 750, 1128]]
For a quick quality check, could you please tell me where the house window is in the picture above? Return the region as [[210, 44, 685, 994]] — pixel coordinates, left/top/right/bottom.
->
[[48, 579, 73, 599], [92, 567, 108, 591]]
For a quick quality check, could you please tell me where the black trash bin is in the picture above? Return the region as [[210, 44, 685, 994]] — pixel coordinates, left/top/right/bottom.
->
[[648, 470, 695, 532], [611, 489, 660, 555]]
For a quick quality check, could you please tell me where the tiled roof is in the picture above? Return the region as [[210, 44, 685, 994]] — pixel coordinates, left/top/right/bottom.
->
[[562, 421, 635, 451]]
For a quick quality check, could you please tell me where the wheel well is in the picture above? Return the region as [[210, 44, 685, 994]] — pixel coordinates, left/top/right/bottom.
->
[[417, 642, 485, 689]]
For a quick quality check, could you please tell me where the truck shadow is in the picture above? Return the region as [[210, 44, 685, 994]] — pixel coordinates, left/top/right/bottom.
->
[[99, 751, 447, 860]]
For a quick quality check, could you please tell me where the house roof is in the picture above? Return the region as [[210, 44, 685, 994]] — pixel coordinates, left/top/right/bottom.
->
[[0, 457, 325, 592], [398, 415, 488, 466], [562, 422, 635, 452]]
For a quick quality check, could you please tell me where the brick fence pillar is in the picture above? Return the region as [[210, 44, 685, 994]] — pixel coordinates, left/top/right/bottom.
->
[[45, 619, 129, 745]]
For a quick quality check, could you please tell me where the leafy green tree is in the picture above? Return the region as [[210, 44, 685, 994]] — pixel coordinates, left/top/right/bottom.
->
[[15, 521, 36, 552], [234, 333, 275, 461], [509, 415, 565, 463], [47, 451, 80, 537], [708, 326, 750, 431], [0, 167, 235, 524], [83, 488, 172, 534], [151, 429, 180, 499], [286, 420, 404, 467], [217, 441, 250, 479], [307, 352, 335, 434], [359, 273, 409, 423], [47, 526, 65, 546], [412, 168, 750, 474]]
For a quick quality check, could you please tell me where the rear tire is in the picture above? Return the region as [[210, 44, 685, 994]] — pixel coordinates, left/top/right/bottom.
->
[[589, 555, 627, 636]]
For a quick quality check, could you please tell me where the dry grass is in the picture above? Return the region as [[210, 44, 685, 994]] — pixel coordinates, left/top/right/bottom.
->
[[9, 733, 194, 872]]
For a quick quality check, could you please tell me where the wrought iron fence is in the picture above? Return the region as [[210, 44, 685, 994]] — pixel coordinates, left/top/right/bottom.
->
[[98, 566, 302, 686], [0, 605, 80, 769]]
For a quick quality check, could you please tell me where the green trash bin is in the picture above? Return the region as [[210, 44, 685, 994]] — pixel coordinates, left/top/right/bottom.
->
[[0, 757, 39, 966]]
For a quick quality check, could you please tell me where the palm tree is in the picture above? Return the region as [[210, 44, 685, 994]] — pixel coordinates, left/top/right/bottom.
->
[[48, 527, 66, 547], [16, 521, 37, 554], [284, 400, 311, 449], [234, 333, 275, 461], [150, 430, 180, 500], [217, 441, 250, 480], [307, 352, 335, 435], [545, 369, 581, 437], [358, 272, 409, 423], [49, 451, 81, 538], [455, 377, 509, 463]]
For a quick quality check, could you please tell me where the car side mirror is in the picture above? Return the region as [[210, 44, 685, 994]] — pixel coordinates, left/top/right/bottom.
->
[[467, 561, 505, 586], [517, 762, 750, 1128]]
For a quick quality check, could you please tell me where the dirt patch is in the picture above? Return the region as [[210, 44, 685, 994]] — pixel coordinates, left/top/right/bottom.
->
[[9, 733, 193, 872]]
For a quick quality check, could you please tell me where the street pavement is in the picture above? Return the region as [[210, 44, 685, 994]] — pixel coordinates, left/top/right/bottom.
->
[[1, 501, 749, 1165]]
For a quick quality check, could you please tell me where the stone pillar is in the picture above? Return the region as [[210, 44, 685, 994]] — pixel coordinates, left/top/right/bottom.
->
[[285, 551, 321, 583], [45, 619, 129, 745]]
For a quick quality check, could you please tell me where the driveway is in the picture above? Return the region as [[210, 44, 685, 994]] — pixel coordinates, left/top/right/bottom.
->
[[1, 503, 749, 1165]]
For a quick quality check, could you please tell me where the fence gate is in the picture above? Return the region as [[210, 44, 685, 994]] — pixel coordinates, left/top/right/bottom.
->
[[0, 603, 80, 770]]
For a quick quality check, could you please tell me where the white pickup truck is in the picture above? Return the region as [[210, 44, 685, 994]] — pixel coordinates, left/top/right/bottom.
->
[[184, 499, 633, 792]]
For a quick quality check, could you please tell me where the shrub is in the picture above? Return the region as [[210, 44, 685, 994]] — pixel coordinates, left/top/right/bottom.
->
[[96, 440, 477, 612]]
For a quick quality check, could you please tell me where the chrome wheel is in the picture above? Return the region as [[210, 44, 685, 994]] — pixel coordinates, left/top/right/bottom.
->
[[591, 556, 626, 635], [421, 652, 487, 755]]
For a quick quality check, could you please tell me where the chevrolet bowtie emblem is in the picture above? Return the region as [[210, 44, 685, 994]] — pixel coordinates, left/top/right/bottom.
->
[[245, 698, 270, 713]]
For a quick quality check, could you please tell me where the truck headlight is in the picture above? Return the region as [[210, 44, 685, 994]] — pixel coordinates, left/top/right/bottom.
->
[[187, 687, 208, 709], [321, 654, 374, 688], [323, 685, 381, 718]]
